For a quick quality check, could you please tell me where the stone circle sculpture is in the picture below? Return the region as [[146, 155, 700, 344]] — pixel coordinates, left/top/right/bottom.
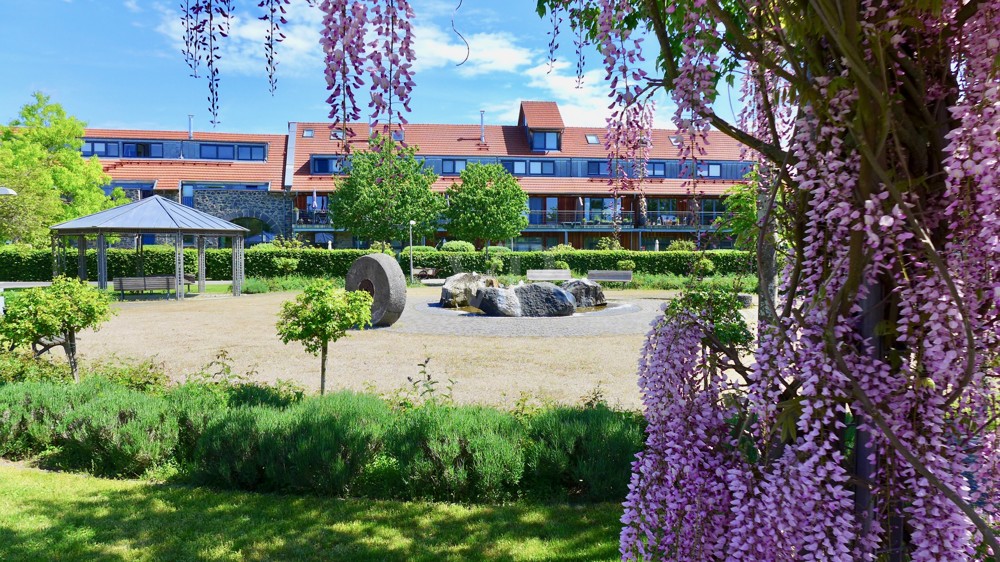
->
[[345, 253, 406, 326]]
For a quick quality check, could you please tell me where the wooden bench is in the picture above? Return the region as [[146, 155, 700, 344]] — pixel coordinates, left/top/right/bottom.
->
[[526, 269, 573, 281], [587, 270, 633, 284], [112, 275, 176, 299], [412, 267, 439, 280]]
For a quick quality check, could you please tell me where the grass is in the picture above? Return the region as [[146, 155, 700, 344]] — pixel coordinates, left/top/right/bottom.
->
[[0, 464, 623, 561]]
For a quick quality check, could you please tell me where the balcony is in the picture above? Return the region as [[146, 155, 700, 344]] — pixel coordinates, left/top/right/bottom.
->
[[524, 211, 725, 230]]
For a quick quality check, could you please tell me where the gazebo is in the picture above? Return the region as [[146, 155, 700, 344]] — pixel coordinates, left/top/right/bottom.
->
[[50, 195, 249, 298]]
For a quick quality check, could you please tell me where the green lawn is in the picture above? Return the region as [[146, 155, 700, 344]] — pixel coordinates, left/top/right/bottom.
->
[[0, 465, 623, 561]]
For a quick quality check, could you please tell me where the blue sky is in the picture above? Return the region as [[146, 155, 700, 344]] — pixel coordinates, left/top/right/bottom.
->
[[2, 1, 739, 134]]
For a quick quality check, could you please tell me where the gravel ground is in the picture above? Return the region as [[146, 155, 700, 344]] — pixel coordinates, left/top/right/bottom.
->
[[78, 286, 733, 410]]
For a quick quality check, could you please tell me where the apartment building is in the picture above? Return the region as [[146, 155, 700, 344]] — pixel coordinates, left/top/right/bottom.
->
[[84, 101, 748, 250]]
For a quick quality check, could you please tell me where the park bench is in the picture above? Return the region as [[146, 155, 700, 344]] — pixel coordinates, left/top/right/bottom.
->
[[412, 267, 439, 280], [112, 275, 177, 299], [526, 269, 573, 281], [586, 270, 633, 284]]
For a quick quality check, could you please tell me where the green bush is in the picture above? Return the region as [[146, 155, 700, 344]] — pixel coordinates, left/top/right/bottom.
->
[[523, 406, 645, 502], [388, 404, 526, 503], [368, 241, 395, 255], [400, 246, 437, 254], [241, 277, 270, 294], [548, 243, 575, 252], [165, 383, 229, 465], [553, 260, 570, 270], [193, 406, 282, 490], [693, 257, 716, 276], [0, 351, 71, 385], [272, 257, 300, 276], [616, 259, 636, 271], [0, 381, 75, 458], [666, 240, 697, 252], [487, 257, 504, 274], [86, 356, 170, 393], [441, 240, 475, 252], [484, 245, 512, 253], [595, 237, 623, 251], [54, 388, 179, 477]]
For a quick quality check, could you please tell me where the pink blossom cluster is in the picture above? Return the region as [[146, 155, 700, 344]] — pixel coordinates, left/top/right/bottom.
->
[[319, 0, 415, 136], [590, 0, 1000, 559]]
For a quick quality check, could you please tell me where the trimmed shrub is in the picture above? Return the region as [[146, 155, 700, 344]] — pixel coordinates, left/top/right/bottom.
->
[[441, 240, 475, 252], [400, 246, 437, 254], [0, 381, 75, 458], [523, 406, 645, 502], [616, 259, 636, 271], [666, 239, 697, 252], [693, 257, 716, 276], [368, 241, 395, 255], [484, 245, 512, 253], [553, 260, 570, 270], [194, 406, 285, 490], [388, 404, 526, 503], [595, 237, 623, 251], [165, 383, 229, 465], [273, 257, 300, 276], [54, 388, 179, 477], [547, 243, 575, 252]]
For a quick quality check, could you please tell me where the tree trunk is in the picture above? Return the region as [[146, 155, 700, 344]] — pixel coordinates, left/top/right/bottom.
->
[[65, 329, 79, 383], [757, 187, 778, 332], [320, 341, 328, 396]]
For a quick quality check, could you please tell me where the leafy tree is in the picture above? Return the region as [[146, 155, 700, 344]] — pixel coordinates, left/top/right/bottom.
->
[[0, 93, 127, 245], [718, 180, 759, 252], [329, 134, 444, 245], [0, 276, 115, 382], [443, 163, 528, 254], [275, 280, 373, 395]]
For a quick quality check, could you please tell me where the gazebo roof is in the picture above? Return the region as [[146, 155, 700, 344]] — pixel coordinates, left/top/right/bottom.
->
[[50, 195, 249, 236]]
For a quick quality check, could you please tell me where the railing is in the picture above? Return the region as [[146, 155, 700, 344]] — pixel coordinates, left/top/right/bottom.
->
[[524, 210, 726, 229], [295, 208, 331, 225]]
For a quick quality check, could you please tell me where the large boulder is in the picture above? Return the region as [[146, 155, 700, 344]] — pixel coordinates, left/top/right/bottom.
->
[[513, 282, 576, 317], [439, 272, 500, 308], [561, 279, 607, 308], [471, 286, 522, 317]]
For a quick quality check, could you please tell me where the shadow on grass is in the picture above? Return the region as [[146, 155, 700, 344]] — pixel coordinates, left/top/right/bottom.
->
[[0, 468, 622, 561]]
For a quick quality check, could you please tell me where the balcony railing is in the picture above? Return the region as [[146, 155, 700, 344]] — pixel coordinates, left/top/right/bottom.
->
[[525, 210, 725, 229]]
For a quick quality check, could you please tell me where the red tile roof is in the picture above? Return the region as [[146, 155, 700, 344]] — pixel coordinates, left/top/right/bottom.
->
[[83, 129, 287, 192], [518, 101, 564, 129]]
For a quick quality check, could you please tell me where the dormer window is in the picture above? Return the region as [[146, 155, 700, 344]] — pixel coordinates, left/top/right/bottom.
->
[[391, 130, 405, 142], [585, 134, 600, 145], [302, 129, 315, 138], [668, 135, 683, 147], [531, 131, 560, 151], [330, 130, 345, 140]]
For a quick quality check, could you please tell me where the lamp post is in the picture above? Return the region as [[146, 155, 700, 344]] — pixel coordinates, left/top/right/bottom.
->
[[408, 220, 416, 284]]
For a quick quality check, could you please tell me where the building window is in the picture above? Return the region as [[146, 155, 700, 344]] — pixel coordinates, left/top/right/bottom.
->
[[237, 145, 266, 161], [502, 160, 526, 175], [697, 163, 723, 178], [81, 141, 119, 157], [302, 129, 315, 138], [391, 130, 405, 142], [330, 129, 344, 140], [311, 156, 342, 174], [647, 162, 666, 176], [200, 144, 235, 159], [587, 161, 608, 176], [442, 159, 466, 175], [122, 142, 163, 158], [585, 134, 601, 145], [531, 131, 560, 151], [528, 160, 555, 175]]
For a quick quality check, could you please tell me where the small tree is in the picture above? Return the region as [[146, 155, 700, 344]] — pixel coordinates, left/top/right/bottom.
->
[[0, 276, 114, 382], [329, 133, 443, 244], [444, 163, 528, 256], [275, 280, 373, 395]]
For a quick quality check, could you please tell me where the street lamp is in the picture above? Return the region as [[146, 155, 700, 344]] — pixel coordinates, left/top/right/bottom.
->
[[408, 220, 416, 284], [0, 186, 17, 196]]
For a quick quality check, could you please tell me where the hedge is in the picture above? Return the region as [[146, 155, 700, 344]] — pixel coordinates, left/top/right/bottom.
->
[[0, 379, 645, 504], [0, 246, 753, 281]]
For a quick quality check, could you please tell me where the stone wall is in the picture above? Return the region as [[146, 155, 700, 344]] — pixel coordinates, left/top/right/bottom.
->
[[193, 190, 295, 237]]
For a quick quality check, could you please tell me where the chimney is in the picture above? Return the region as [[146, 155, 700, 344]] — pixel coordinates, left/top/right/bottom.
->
[[188, 114, 194, 140], [480, 110, 485, 143]]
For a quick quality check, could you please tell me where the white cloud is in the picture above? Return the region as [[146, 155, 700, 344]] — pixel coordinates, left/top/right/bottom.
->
[[124, 0, 141, 13], [155, 2, 325, 79], [412, 23, 535, 77]]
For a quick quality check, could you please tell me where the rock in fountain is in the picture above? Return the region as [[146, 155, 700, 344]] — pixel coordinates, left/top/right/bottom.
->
[[439, 272, 500, 308], [471, 282, 576, 317], [561, 279, 607, 308], [470, 286, 522, 317]]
